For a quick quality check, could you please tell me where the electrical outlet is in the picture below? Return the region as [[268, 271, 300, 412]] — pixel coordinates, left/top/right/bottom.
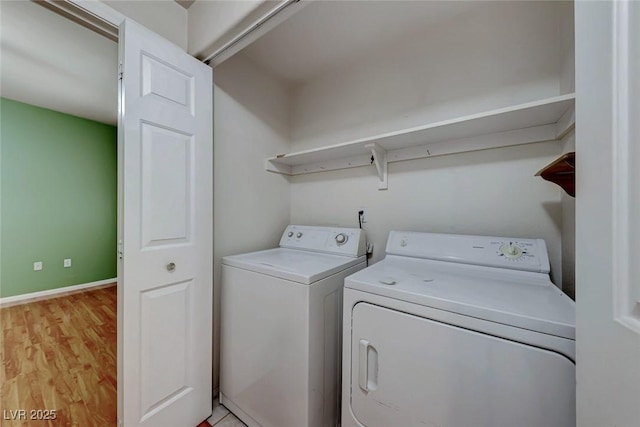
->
[[34, 261, 43, 271], [64, 258, 72, 268], [358, 207, 367, 224]]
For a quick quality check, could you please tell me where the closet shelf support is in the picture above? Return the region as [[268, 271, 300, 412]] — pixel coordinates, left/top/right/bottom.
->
[[365, 142, 388, 190]]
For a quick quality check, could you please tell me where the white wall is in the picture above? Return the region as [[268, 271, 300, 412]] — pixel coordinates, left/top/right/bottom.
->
[[290, 1, 570, 151], [103, 0, 188, 50], [559, 1, 576, 95], [290, 143, 564, 283], [288, 1, 572, 286], [213, 52, 290, 390]]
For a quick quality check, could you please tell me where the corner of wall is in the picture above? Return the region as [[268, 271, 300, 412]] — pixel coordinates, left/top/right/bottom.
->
[[212, 52, 293, 392], [559, 0, 576, 95], [561, 132, 576, 299]]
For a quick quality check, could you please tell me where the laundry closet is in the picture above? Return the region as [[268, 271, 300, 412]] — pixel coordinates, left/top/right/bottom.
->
[[212, 0, 576, 394]]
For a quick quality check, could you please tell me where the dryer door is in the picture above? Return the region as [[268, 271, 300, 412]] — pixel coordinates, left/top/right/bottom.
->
[[349, 303, 575, 427]]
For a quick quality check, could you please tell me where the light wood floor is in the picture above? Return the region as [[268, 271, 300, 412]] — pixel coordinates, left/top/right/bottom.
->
[[1, 285, 117, 426]]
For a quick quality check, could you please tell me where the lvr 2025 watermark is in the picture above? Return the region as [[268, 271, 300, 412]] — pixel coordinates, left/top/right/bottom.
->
[[3, 409, 57, 421]]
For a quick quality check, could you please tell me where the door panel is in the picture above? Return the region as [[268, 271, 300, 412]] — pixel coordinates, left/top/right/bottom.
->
[[350, 303, 575, 427], [119, 19, 212, 427], [575, 2, 640, 425], [141, 123, 192, 246], [139, 280, 191, 418], [141, 54, 194, 109]]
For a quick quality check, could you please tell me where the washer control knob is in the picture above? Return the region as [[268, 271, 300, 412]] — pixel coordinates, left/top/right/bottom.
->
[[287, 232, 294, 237], [335, 233, 348, 245], [296, 232, 303, 238]]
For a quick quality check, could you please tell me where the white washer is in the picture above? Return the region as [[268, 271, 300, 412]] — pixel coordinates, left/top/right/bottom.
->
[[342, 231, 575, 427], [221, 225, 366, 427]]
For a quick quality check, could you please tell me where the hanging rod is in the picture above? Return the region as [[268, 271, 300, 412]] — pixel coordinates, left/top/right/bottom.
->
[[32, 0, 119, 42], [203, 0, 303, 66], [33, 0, 304, 66]]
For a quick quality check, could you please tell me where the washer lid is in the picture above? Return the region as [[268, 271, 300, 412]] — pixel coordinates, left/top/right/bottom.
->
[[345, 255, 575, 340], [223, 248, 365, 285]]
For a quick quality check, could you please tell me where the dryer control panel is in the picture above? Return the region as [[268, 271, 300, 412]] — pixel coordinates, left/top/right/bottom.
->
[[280, 225, 366, 257], [386, 231, 550, 273]]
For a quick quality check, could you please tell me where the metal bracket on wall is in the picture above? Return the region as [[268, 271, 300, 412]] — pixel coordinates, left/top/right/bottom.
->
[[365, 142, 388, 190]]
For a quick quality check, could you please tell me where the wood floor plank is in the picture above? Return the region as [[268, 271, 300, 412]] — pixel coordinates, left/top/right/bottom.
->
[[1, 285, 117, 426]]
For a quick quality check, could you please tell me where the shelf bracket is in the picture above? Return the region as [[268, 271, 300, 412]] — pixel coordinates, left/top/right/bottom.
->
[[535, 151, 575, 197], [365, 142, 388, 190]]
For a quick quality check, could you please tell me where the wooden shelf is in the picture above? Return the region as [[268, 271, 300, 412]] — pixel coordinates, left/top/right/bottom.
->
[[536, 151, 575, 197], [266, 93, 575, 189]]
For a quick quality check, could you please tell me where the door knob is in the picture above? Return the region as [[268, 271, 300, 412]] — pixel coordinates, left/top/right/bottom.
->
[[167, 262, 176, 272]]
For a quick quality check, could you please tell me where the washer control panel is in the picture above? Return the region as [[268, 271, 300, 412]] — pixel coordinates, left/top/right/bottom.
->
[[280, 225, 366, 257], [386, 231, 550, 273]]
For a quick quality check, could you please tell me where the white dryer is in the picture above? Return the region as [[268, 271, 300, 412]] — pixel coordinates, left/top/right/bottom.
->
[[342, 231, 575, 427], [221, 225, 366, 427]]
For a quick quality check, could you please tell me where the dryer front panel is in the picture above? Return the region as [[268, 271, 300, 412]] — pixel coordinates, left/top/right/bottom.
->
[[349, 303, 575, 427]]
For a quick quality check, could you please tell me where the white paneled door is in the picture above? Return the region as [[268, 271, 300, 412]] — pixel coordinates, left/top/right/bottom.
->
[[118, 19, 213, 427], [575, 1, 640, 426]]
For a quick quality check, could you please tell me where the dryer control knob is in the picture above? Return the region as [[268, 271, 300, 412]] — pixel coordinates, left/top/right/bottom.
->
[[335, 233, 348, 245], [296, 232, 303, 238], [287, 232, 294, 237], [500, 243, 523, 259]]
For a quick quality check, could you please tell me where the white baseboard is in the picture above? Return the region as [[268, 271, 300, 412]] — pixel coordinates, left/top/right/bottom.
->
[[0, 278, 117, 308], [207, 396, 229, 426]]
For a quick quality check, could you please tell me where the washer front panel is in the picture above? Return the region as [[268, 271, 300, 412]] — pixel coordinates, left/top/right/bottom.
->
[[222, 262, 365, 427]]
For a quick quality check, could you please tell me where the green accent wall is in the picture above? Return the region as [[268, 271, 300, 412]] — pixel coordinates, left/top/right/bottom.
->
[[0, 98, 117, 298]]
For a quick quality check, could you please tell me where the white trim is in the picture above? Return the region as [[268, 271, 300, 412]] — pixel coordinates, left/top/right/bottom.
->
[[612, 0, 640, 333], [66, 0, 125, 28], [0, 278, 117, 308]]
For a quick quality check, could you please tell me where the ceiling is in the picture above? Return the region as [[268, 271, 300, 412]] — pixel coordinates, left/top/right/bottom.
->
[[0, 1, 118, 125], [242, 1, 484, 85], [0, 0, 483, 124]]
